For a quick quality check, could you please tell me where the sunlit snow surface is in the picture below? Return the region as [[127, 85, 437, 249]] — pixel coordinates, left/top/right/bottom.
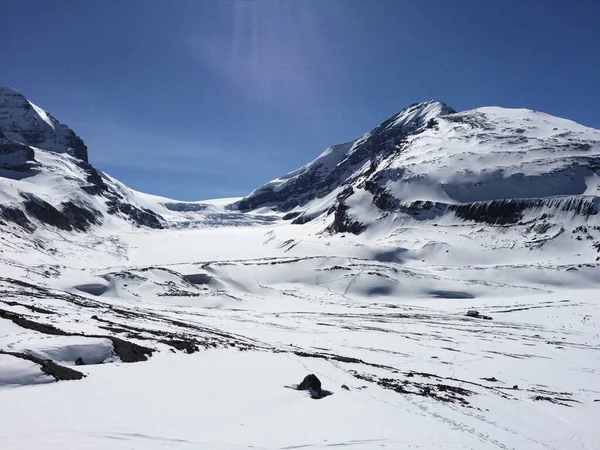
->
[[1, 97, 599, 449], [1, 217, 599, 450]]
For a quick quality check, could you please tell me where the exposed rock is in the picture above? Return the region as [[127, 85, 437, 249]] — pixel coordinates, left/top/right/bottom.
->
[[99, 336, 153, 363], [106, 199, 165, 229], [0, 205, 35, 231], [327, 201, 365, 235], [481, 377, 499, 382], [18, 193, 101, 232], [0, 308, 68, 336], [0, 350, 84, 381], [60, 201, 103, 231], [532, 395, 578, 407], [0, 86, 88, 162], [352, 371, 474, 406], [466, 310, 493, 320], [236, 101, 455, 213], [0, 308, 154, 363]]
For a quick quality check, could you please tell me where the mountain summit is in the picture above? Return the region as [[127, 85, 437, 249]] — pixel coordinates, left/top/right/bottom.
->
[[0, 86, 88, 162], [236, 100, 600, 237], [236, 100, 455, 212], [0, 87, 166, 232]]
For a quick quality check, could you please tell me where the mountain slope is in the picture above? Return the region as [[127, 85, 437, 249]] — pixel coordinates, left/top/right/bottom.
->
[[236, 102, 600, 239], [0, 87, 279, 235], [1, 91, 599, 449], [0, 86, 88, 162], [236, 101, 456, 213], [0, 87, 170, 232]]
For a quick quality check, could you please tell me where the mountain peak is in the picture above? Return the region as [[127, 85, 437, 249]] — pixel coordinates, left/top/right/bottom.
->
[[383, 100, 455, 131], [0, 86, 88, 162], [236, 100, 600, 230], [0, 85, 23, 95]]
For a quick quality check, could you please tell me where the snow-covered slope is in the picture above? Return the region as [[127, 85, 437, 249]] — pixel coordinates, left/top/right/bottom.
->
[[237, 101, 600, 243], [0, 86, 278, 234], [237, 101, 456, 212], [1, 91, 599, 449]]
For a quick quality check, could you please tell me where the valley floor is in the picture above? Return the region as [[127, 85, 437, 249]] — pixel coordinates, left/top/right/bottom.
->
[[1, 222, 599, 449]]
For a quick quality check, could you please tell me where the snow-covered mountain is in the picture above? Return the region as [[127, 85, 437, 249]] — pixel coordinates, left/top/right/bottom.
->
[[0, 86, 88, 162], [0, 86, 280, 234], [0, 86, 171, 232], [1, 89, 600, 450], [237, 101, 600, 240]]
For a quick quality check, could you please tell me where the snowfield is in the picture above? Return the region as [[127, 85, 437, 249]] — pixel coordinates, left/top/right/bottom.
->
[[1, 222, 599, 450], [1, 89, 600, 449]]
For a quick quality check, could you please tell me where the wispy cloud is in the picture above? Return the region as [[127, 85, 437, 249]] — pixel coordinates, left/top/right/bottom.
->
[[188, 1, 343, 113]]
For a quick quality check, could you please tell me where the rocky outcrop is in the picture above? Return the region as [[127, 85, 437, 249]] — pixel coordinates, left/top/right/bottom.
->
[[0, 87, 167, 232], [106, 199, 165, 229], [327, 201, 365, 235]]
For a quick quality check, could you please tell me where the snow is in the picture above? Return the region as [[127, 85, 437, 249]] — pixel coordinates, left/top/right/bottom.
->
[[238, 103, 600, 239], [29, 101, 55, 130], [7, 336, 117, 365], [1, 212, 600, 450], [1, 347, 598, 450], [0, 86, 81, 156], [0, 354, 54, 388], [1, 91, 600, 449], [386, 100, 454, 130]]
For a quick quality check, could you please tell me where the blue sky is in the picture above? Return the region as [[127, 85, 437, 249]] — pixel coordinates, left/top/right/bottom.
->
[[2, 1, 599, 200]]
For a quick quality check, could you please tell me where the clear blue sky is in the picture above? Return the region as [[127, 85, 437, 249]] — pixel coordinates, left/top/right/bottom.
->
[[2, 1, 599, 200]]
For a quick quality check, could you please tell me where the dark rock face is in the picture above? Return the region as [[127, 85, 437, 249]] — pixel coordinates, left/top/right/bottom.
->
[[65, 129, 88, 162], [450, 197, 597, 225], [236, 101, 455, 212], [103, 336, 153, 363], [61, 201, 103, 231], [0, 86, 89, 163], [0, 87, 168, 232], [20, 193, 102, 232], [363, 176, 402, 211], [22, 194, 77, 231], [0, 139, 38, 174], [452, 200, 529, 225], [0, 205, 34, 231], [106, 200, 165, 229], [327, 201, 365, 235]]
